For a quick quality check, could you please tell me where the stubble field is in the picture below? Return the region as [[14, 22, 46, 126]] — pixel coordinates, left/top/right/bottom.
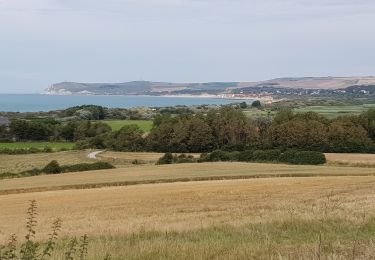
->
[[1, 152, 375, 259], [1, 176, 375, 259]]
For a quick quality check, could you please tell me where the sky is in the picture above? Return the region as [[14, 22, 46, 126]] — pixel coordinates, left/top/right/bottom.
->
[[0, 0, 374, 93]]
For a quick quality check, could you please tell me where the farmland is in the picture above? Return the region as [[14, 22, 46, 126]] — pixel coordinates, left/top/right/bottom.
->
[[294, 104, 375, 118], [101, 120, 153, 132], [1, 152, 375, 258], [1, 176, 375, 258], [0, 150, 93, 174], [325, 153, 375, 167], [1, 160, 375, 194]]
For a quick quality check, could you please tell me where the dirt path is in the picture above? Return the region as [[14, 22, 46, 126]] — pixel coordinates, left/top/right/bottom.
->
[[87, 150, 103, 159]]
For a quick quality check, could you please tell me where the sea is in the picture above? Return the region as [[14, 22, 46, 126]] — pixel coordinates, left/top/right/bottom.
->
[[0, 94, 239, 112]]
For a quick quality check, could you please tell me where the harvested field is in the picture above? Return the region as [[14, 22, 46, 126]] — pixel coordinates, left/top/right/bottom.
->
[[0, 162, 374, 194], [326, 153, 375, 167], [98, 151, 200, 165], [1, 176, 375, 258], [0, 150, 94, 174]]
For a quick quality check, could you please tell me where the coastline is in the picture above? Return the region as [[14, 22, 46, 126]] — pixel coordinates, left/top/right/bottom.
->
[[43, 92, 276, 103]]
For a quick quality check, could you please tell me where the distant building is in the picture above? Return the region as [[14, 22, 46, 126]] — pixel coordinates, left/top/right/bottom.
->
[[0, 116, 10, 127]]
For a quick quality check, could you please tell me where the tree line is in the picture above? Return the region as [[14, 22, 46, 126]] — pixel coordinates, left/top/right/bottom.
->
[[76, 107, 375, 153], [1, 107, 374, 153]]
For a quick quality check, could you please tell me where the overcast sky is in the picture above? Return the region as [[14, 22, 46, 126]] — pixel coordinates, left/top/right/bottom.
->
[[0, 0, 374, 93]]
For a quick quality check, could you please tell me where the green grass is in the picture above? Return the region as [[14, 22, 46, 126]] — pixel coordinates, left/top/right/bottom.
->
[[294, 104, 375, 118], [0, 142, 75, 150], [102, 120, 153, 132]]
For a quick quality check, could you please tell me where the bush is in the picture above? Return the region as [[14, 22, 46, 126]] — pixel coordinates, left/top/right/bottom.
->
[[294, 151, 326, 165], [174, 154, 195, 163], [206, 150, 231, 162], [43, 160, 62, 174], [157, 153, 174, 165], [279, 150, 326, 165], [43, 146, 53, 153], [279, 150, 298, 164], [252, 149, 281, 162], [238, 150, 254, 162], [61, 162, 115, 172]]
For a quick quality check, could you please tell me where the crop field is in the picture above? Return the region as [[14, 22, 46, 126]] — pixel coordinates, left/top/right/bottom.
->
[[325, 153, 375, 167], [1, 161, 374, 194], [294, 104, 375, 118], [0, 150, 93, 174], [98, 151, 200, 165], [101, 120, 153, 132], [1, 176, 375, 258], [1, 152, 375, 258], [0, 142, 75, 150]]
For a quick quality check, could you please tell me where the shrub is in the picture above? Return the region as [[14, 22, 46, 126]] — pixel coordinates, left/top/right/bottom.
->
[[279, 150, 299, 164], [157, 153, 174, 165], [294, 151, 326, 165], [43, 146, 53, 153], [228, 151, 241, 161], [252, 149, 281, 162], [238, 150, 254, 162], [279, 150, 326, 165], [174, 154, 195, 163], [61, 162, 115, 172], [43, 160, 62, 174], [206, 150, 231, 162]]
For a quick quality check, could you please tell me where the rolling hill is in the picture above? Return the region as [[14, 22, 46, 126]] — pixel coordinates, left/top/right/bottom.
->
[[45, 77, 375, 96]]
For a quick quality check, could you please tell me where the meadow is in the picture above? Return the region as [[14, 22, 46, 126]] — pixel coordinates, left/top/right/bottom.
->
[[0, 142, 75, 150], [101, 120, 153, 132]]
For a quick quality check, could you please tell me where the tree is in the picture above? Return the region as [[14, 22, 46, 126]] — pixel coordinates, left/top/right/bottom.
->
[[10, 119, 54, 141], [206, 107, 259, 150], [328, 118, 373, 152], [105, 125, 144, 151], [43, 160, 62, 174], [73, 121, 111, 141], [268, 119, 328, 150], [251, 100, 262, 108]]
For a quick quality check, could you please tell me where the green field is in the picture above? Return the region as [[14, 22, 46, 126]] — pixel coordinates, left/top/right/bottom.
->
[[0, 142, 75, 150], [294, 104, 375, 118], [243, 104, 375, 119], [102, 120, 153, 132]]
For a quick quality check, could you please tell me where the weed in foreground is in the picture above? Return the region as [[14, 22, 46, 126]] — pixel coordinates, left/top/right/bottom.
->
[[0, 200, 110, 260]]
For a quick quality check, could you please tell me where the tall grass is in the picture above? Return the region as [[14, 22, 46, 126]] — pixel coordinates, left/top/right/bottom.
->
[[0, 201, 99, 260]]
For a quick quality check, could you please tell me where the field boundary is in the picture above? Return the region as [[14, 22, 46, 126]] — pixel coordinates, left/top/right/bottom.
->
[[2, 172, 375, 196]]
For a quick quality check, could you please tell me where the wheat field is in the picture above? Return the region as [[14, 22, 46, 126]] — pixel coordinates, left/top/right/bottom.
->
[[1, 162, 375, 194], [325, 153, 375, 167], [1, 176, 375, 258], [1, 153, 375, 258], [0, 150, 94, 174]]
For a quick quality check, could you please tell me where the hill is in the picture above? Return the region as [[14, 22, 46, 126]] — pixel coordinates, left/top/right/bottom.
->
[[45, 77, 375, 96]]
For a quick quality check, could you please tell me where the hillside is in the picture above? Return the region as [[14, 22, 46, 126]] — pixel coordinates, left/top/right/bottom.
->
[[45, 77, 375, 96]]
